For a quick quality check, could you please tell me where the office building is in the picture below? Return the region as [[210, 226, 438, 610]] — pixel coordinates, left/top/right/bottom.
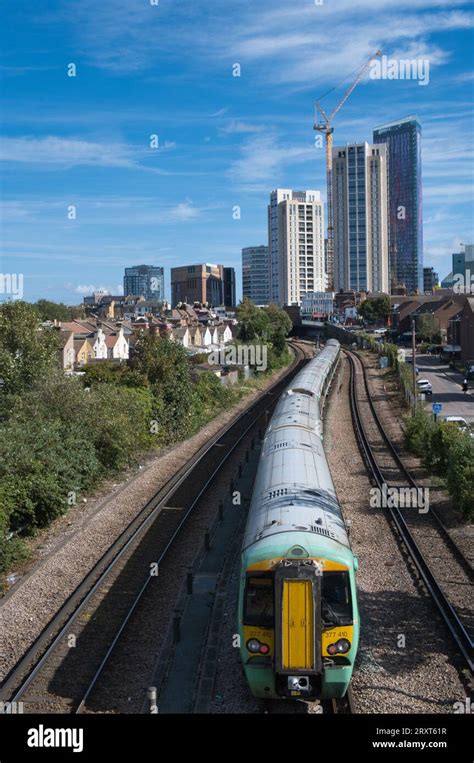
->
[[451, 245, 474, 293], [171, 263, 224, 306], [453, 245, 474, 279], [268, 189, 325, 307], [123, 265, 164, 301], [223, 267, 236, 308], [242, 246, 270, 305], [373, 116, 423, 293], [332, 142, 389, 294], [423, 267, 439, 293], [301, 291, 335, 319]]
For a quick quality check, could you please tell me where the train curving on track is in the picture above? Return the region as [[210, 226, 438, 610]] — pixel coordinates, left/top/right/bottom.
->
[[238, 340, 360, 701]]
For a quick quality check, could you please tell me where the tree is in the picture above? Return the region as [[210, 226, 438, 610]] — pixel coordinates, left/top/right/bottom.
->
[[131, 332, 194, 439], [34, 300, 84, 322], [416, 314, 440, 343], [264, 303, 292, 353], [0, 302, 60, 394], [357, 296, 390, 324], [82, 361, 148, 388], [236, 298, 270, 341]]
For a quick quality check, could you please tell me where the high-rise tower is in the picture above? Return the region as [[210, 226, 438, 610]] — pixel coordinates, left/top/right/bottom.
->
[[373, 116, 423, 293], [332, 142, 389, 294], [268, 189, 325, 306]]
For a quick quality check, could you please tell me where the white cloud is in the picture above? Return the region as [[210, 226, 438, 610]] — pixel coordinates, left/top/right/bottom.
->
[[454, 71, 474, 82], [0, 135, 178, 172], [228, 133, 315, 191], [168, 201, 201, 221], [0, 136, 139, 168], [219, 121, 264, 134], [69, 283, 124, 295], [423, 183, 474, 198], [59, 0, 473, 85], [73, 284, 110, 295]]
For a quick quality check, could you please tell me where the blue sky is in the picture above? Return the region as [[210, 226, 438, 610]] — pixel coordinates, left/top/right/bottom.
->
[[1, 0, 473, 304]]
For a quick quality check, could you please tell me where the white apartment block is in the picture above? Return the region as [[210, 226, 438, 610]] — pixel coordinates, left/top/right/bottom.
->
[[268, 189, 326, 306], [332, 143, 389, 294]]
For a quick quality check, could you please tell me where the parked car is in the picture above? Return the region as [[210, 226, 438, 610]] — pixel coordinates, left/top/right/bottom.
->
[[416, 378, 433, 395], [444, 416, 474, 438]]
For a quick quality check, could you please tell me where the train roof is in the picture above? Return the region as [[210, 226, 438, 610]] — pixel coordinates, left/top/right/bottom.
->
[[243, 339, 351, 561], [284, 341, 340, 399], [242, 425, 350, 553], [242, 338, 350, 565]]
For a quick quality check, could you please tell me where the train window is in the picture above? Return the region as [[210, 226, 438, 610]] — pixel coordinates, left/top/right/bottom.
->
[[289, 388, 314, 397], [244, 575, 274, 628], [322, 572, 352, 626]]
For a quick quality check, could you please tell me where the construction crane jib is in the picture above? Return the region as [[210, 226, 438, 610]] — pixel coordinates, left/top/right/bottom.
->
[[314, 50, 382, 290]]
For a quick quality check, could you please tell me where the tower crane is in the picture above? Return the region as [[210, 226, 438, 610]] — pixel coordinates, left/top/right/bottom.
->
[[314, 49, 382, 290]]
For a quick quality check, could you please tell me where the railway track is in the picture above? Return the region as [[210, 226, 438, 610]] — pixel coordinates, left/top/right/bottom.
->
[[0, 341, 311, 714], [346, 349, 474, 674], [331, 687, 355, 714], [150, 341, 356, 716]]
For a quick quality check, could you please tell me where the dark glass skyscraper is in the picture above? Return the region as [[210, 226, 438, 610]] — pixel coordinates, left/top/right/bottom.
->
[[223, 267, 236, 308], [373, 116, 423, 294], [242, 246, 270, 305], [123, 265, 165, 300]]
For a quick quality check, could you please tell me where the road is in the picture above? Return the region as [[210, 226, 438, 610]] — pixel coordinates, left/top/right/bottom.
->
[[414, 354, 474, 423]]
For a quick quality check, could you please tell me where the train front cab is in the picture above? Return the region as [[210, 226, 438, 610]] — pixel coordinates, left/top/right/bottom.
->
[[241, 558, 357, 700]]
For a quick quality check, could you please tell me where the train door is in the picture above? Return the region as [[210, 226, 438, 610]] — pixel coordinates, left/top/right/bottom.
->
[[281, 579, 314, 670], [274, 561, 322, 697]]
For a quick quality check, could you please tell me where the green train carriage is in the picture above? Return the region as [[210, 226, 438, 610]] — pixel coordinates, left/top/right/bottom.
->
[[237, 340, 359, 700]]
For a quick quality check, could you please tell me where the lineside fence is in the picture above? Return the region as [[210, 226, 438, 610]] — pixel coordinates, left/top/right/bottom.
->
[[324, 323, 417, 408]]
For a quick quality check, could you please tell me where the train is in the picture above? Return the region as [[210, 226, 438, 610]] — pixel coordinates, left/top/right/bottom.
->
[[237, 339, 359, 700]]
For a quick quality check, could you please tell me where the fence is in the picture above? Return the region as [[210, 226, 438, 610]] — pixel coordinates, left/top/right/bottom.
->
[[324, 323, 418, 408]]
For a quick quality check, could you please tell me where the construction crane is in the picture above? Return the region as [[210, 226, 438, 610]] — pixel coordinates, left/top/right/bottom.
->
[[314, 49, 382, 290]]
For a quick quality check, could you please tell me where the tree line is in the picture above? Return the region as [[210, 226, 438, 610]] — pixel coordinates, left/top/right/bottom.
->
[[0, 300, 292, 573]]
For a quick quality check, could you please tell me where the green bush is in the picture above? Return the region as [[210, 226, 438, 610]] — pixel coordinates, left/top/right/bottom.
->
[[191, 372, 231, 430], [447, 434, 474, 516], [404, 407, 474, 517], [403, 406, 437, 458], [87, 385, 155, 469], [0, 415, 101, 532], [82, 361, 148, 388]]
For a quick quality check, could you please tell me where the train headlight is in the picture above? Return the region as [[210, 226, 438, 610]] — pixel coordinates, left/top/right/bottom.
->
[[336, 638, 351, 654], [246, 638, 270, 654], [246, 639, 261, 653], [327, 638, 351, 655]]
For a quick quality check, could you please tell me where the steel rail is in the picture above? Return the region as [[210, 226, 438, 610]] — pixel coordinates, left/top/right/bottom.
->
[[346, 350, 473, 673], [1, 341, 308, 710]]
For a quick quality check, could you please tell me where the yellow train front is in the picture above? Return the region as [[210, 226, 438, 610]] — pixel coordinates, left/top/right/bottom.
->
[[237, 340, 359, 700]]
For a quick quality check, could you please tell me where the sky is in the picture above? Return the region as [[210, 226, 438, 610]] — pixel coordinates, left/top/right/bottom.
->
[[1, 0, 473, 304]]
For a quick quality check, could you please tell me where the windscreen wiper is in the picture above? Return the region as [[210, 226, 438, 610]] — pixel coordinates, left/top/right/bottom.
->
[[322, 599, 342, 626]]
